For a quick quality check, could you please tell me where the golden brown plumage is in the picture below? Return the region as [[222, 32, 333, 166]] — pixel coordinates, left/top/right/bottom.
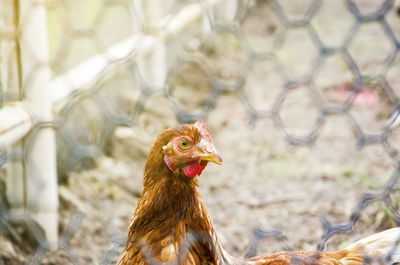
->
[[117, 121, 400, 265]]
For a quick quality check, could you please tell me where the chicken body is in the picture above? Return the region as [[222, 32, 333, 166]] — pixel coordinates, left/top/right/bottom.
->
[[117, 121, 400, 265]]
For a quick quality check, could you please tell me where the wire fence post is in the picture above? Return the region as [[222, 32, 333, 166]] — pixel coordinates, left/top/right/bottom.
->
[[215, 0, 239, 22], [137, 37, 167, 90], [16, 0, 59, 247], [135, 0, 167, 91], [1, 0, 26, 218]]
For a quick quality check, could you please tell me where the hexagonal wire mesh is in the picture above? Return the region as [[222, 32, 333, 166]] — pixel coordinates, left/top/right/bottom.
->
[[1, 0, 400, 264]]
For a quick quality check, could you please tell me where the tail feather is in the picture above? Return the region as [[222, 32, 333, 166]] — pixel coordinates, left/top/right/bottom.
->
[[344, 228, 400, 264]]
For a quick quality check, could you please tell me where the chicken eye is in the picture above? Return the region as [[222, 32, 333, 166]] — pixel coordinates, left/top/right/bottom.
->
[[179, 139, 191, 150]]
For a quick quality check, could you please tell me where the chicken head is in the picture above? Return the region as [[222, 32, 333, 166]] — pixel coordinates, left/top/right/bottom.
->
[[162, 120, 223, 178]]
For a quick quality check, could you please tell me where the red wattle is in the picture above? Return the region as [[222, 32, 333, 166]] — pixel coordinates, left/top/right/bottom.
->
[[183, 161, 201, 178], [165, 156, 209, 178], [183, 158, 208, 178]]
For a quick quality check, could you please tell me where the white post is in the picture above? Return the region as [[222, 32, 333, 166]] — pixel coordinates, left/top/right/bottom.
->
[[214, 0, 239, 22], [18, 0, 59, 247], [137, 37, 167, 90], [1, 0, 26, 217]]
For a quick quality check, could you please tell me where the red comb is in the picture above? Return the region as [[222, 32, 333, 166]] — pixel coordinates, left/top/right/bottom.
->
[[194, 120, 211, 143]]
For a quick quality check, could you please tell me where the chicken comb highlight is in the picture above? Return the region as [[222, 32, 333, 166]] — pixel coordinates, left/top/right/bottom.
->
[[194, 120, 211, 143]]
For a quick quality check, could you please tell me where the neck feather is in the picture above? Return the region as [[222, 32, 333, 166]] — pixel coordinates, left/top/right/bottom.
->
[[128, 165, 240, 265]]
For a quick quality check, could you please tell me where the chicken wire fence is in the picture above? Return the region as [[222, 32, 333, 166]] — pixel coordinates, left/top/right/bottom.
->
[[1, 0, 400, 264]]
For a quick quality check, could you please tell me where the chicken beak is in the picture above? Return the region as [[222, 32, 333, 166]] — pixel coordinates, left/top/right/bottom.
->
[[193, 140, 223, 165], [198, 153, 223, 165]]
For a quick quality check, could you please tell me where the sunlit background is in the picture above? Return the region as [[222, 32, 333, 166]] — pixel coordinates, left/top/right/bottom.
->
[[1, 0, 400, 264]]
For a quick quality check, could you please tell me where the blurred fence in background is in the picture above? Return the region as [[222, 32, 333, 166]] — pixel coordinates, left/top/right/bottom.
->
[[1, 0, 400, 264]]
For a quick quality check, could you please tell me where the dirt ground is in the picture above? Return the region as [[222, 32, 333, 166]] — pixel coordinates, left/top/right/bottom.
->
[[1, 0, 400, 264]]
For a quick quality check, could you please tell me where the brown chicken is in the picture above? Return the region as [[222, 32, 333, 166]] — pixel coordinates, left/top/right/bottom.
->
[[117, 120, 400, 265]]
